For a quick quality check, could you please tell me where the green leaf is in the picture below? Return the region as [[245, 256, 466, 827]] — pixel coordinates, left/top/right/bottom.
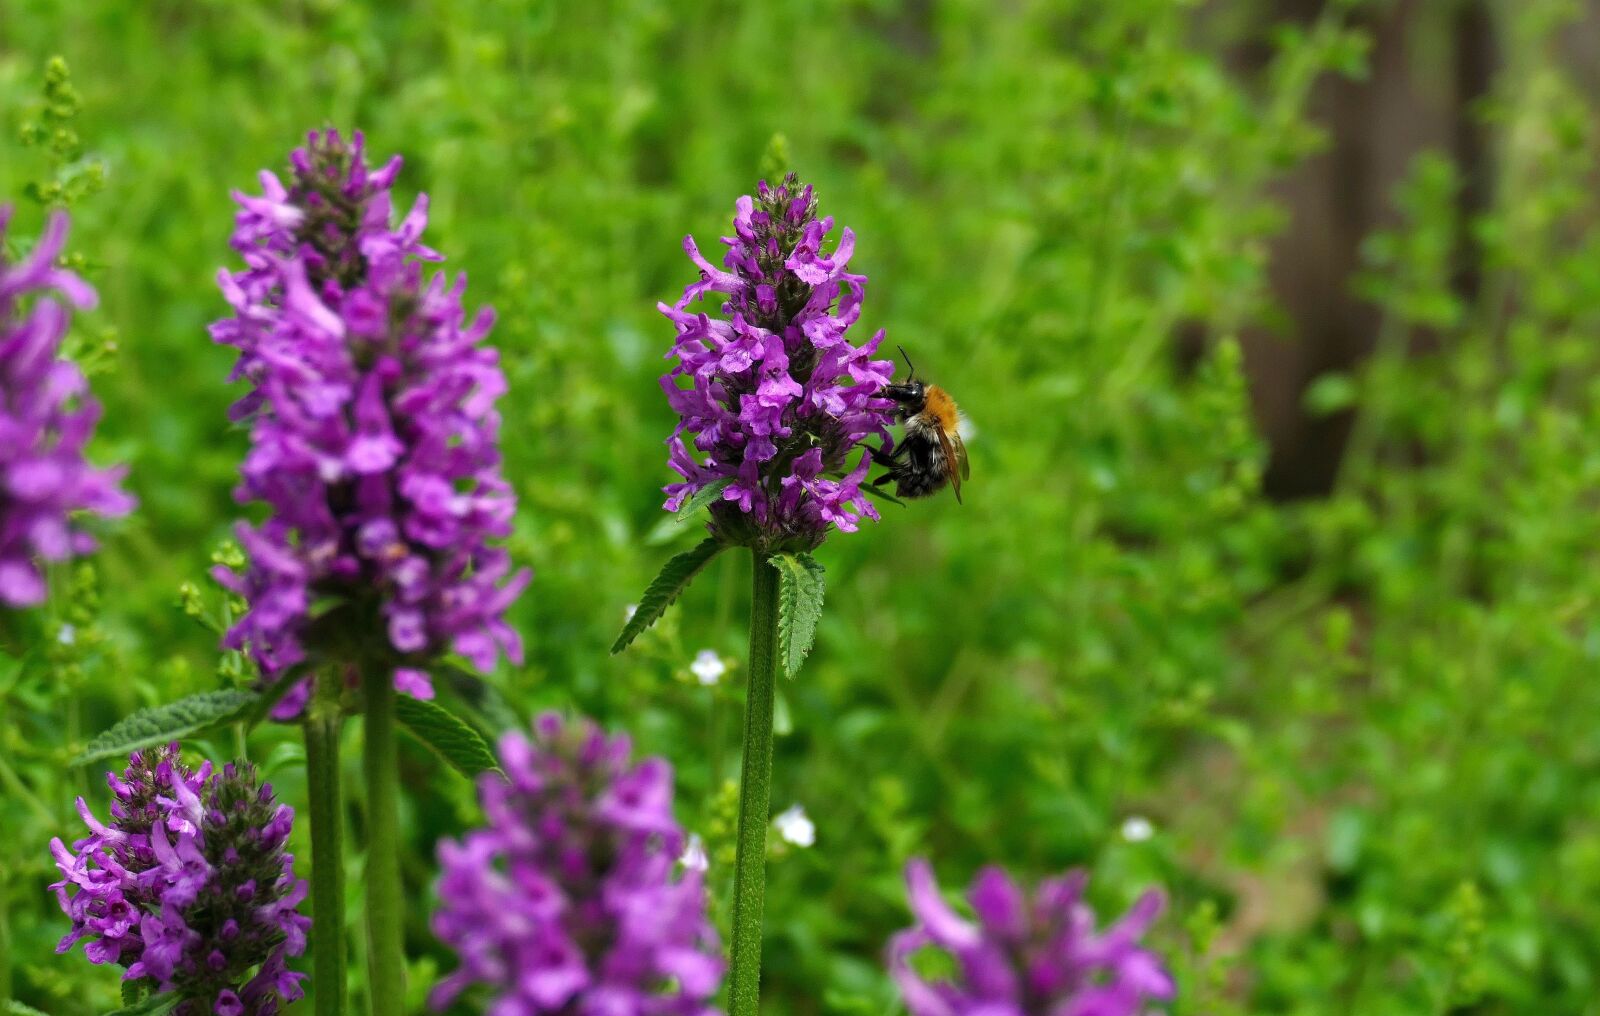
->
[[121, 979, 150, 1006], [675, 477, 735, 521], [771, 553, 826, 678], [6, 1002, 53, 1016], [395, 695, 501, 778], [611, 537, 726, 653], [1303, 372, 1357, 416], [99, 993, 178, 1016], [75, 689, 260, 766]]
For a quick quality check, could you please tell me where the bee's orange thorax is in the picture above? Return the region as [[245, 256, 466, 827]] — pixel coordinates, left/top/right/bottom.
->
[[923, 385, 960, 432]]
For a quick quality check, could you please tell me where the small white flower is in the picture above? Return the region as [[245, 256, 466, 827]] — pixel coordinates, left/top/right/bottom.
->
[[623, 603, 638, 622], [690, 649, 726, 686], [680, 834, 709, 872], [57, 624, 76, 646], [1121, 815, 1155, 843], [773, 804, 815, 848]]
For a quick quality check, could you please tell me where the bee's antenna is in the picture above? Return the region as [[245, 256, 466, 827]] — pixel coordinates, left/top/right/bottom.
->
[[897, 344, 917, 381]]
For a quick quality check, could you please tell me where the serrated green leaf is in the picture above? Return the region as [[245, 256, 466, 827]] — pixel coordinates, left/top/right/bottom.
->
[[395, 695, 501, 778], [74, 689, 260, 766], [611, 537, 726, 653], [675, 477, 735, 521], [100, 992, 178, 1016], [771, 553, 826, 678], [121, 978, 150, 1006]]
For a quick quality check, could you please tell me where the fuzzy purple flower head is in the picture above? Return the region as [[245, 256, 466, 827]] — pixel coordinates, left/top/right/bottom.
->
[[660, 173, 896, 552], [0, 207, 134, 607], [430, 712, 723, 1016], [889, 859, 1175, 1016], [50, 745, 310, 1016], [211, 130, 529, 716]]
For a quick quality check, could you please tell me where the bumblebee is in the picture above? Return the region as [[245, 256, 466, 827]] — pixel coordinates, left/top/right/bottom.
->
[[870, 347, 969, 503]]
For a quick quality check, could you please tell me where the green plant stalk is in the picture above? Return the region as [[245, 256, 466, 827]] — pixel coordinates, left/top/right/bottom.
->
[[361, 664, 404, 1016], [1, 864, 12, 1005], [304, 673, 347, 1016], [727, 549, 779, 1016]]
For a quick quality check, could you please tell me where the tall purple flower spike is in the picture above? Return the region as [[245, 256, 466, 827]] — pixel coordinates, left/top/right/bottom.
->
[[430, 712, 724, 1016], [211, 130, 529, 716], [0, 207, 134, 607], [889, 858, 1176, 1016], [659, 173, 897, 552], [50, 745, 310, 1016]]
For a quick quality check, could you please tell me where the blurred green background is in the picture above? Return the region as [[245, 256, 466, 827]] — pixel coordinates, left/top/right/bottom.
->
[[3, 0, 1600, 1012]]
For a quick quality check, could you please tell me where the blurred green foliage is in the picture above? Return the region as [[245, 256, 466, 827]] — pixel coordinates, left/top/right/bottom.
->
[[0, 0, 1596, 1013]]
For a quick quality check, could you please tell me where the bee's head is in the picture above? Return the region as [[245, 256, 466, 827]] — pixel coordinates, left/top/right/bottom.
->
[[882, 380, 927, 414], [882, 344, 927, 414]]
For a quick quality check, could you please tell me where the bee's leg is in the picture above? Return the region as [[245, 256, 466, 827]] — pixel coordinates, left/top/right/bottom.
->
[[871, 472, 896, 488], [867, 442, 907, 467]]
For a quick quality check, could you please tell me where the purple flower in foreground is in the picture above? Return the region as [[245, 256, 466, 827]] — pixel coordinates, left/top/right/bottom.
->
[[431, 713, 723, 1016], [0, 207, 133, 607], [889, 858, 1175, 1016], [50, 745, 309, 1015], [211, 130, 528, 715], [660, 173, 896, 552]]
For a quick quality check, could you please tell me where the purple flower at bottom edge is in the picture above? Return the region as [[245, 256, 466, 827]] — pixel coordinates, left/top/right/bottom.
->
[[659, 173, 896, 552], [211, 129, 529, 715], [430, 713, 723, 1016], [50, 745, 309, 1016], [889, 858, 1175, 1016], [0, 206, 135, 607]]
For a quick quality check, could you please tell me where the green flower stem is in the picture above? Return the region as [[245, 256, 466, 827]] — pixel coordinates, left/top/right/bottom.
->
[[727, 549, 780, 1016], [304, 673, 347, 1016], [362, 664, 405, 1016], [1, 864, 12, 1005]]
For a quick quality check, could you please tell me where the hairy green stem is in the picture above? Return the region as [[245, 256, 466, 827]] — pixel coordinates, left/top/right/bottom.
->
[[1, 866, 12, 1005], [305, 673, 348, 1016], [362, 665, 404, 1015], [727, 550, 779, 1016]]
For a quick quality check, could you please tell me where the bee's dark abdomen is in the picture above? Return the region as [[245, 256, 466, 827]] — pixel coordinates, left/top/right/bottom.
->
[[891, 432, 950, 498]]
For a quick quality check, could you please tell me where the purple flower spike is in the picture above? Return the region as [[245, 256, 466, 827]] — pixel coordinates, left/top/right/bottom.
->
[[50, 746, 310, 1016], [0, 207, 134, 607], [430, 712, 724, 1016], [660, 173, 896, 552], [211, 130, 529, 714], [889, 858, 1176, 1016]]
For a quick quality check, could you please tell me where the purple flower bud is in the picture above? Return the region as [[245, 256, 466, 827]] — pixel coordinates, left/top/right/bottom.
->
[[211, 130, 530, 715], [660, 174, 896, 551], [50, 746, 310, 1015], [0, 207, 134, 607], [889, 859, 1175, 1016], [430, 713, 723, 1015]]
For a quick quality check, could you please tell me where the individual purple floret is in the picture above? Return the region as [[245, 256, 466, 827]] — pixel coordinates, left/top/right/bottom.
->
[[0, 206, 134, 607], [659, 173, 897, 551], [430, 713, 723, 1016], [50, 745, 310, 1016], [889, 858, 1175, 1016], [211, 130, 529, 714]]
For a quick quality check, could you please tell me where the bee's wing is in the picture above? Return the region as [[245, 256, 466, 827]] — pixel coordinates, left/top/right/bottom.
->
[[938, 427, 965, 504], [952, 428, 970, 481]]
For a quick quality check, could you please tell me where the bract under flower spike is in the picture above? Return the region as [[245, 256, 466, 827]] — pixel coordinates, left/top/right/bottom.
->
[[50, 746, 310, 1015], [0, 207, 134, 607], [659, 173, 896, 552], [430, 712, 724, 1016], [211, 130, 528, 715], [889, 858, 1175, 1016]]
